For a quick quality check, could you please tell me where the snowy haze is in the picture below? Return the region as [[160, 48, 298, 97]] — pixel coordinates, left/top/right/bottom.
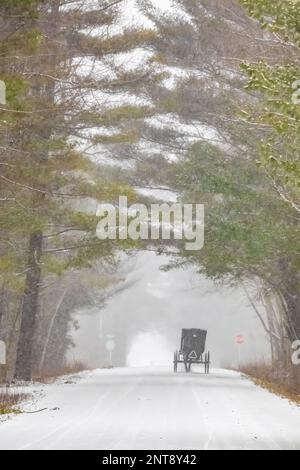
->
[[71, 252, 270, 369]]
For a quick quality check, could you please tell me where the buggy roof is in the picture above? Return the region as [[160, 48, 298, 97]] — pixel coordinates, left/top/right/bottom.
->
[[180, 329, 207, 356]]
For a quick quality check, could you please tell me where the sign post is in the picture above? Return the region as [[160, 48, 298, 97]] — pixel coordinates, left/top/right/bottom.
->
[[235, 335, 245, 371], [105, 336, 116, 367]]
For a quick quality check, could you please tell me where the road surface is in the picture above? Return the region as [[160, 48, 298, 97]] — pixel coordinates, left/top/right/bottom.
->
[[0, 367, 300, 450]]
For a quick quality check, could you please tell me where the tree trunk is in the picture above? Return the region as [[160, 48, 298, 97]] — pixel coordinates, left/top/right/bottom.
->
[[14, 232, 43, 381], [13, 3, 60, 382], [0, 284, 7, 383]]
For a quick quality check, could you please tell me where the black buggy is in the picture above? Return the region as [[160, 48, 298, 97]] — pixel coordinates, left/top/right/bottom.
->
[[173, 328, 210, 374]]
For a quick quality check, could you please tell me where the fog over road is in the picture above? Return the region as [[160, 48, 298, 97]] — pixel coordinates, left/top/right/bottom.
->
[[0, 367, 300, 450]]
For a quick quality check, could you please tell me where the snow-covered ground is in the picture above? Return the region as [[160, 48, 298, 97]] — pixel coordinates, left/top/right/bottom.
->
[[0, 367, 300, 450]]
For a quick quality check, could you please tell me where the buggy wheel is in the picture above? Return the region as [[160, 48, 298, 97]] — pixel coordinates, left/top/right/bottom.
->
[[205, 352, 210, 374], [173, 351, 178, 373]]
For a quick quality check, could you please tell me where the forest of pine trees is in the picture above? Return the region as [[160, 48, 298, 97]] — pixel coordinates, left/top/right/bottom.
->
[[0, 0, 300, 384]]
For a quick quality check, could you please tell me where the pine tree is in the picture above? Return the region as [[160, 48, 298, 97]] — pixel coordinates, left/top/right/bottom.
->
[[239, 0, 300, 214], [0, 0, 158, 381]]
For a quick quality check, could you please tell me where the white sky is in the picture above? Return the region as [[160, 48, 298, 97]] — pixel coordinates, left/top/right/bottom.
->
[[150, 0, 173, 10]]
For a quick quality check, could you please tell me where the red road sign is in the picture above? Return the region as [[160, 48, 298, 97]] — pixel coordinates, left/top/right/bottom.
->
[[235, 335, 245, 345]]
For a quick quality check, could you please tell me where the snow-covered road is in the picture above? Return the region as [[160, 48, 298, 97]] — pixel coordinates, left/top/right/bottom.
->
[[0, 367, 300, 450]]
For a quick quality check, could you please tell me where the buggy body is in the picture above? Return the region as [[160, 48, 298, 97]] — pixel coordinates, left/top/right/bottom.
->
[[174, 328, 210, 374]]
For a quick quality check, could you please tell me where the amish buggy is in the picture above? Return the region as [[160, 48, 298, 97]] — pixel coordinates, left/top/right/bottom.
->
[[173, 329, 210, 374]]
